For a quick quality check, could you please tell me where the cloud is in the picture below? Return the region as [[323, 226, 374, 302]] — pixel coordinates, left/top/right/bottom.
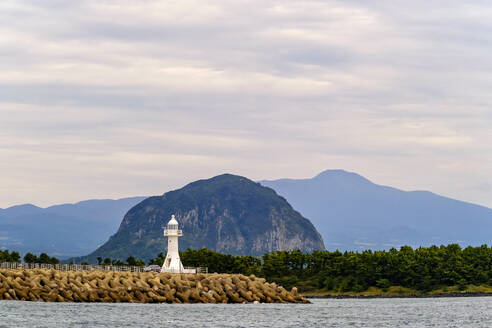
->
[[0, 0, 491, 208]]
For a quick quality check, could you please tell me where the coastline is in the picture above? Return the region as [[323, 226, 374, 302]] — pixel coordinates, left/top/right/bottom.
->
[[305, 292, 492, 299], [301, 284, 492, 299]]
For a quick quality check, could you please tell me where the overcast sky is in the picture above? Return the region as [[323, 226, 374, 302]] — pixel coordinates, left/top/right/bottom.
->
[[1, 0, 491, 208]]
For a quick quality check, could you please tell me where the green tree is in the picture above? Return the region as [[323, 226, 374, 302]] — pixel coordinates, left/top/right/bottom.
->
[[10, 251, 21, 262], [148, 252, 166, 266], [39, 253, 51, 263], [126, 256, 137, 266], [24, 253, 38, 263]]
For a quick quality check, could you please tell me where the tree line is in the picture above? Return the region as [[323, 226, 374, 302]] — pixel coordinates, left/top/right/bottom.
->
[[148, 249, 261, 275], [0, 250, 21, 262], [169, 244, 492, 292], [23, 252, 60, 264], [1, 251, 64, 265], [257, 244, 492, 292], [3, 244, 492, 292], [1, 251, 146, 267], [95, 256, 145, 267]]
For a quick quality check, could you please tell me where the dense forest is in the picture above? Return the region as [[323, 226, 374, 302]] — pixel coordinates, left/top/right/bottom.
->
[[2, 244, 492, 293], [164, 245, 492, 293]]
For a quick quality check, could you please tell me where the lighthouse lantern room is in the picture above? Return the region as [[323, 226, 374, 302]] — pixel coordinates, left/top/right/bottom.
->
[[161, 215, 184, 273]]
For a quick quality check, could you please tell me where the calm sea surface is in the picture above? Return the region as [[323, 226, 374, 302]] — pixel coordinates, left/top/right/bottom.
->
[[1, 297, 491, 327]]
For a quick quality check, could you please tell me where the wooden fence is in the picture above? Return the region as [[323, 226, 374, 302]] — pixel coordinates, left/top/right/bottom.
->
[[0, 262, 207, 274]]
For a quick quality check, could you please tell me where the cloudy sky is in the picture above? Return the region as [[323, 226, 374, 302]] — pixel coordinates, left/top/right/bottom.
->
[[1, 0, 491, 208]]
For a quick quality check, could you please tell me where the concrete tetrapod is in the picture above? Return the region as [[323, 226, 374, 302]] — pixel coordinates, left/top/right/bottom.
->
[[0, 269, 309, 303]]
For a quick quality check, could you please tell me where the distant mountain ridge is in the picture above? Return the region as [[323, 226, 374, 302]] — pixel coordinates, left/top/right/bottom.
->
[[0, 197, 147, 258], [260, 169, 492, 250], [74, 174, 325, 263], [3, 169, 491, 260]]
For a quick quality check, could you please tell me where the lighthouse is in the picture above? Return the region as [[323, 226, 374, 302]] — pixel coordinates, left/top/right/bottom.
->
[[161, 215, 184, 273]]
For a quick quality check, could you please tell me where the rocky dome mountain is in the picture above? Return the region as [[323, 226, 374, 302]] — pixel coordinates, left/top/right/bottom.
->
[[76, 174, 325, 262]]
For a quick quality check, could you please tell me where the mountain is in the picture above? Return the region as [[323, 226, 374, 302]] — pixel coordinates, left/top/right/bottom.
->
[[75, 174, 325, 263], [260, 169, 492, 250], [0, 197, 146, 258]]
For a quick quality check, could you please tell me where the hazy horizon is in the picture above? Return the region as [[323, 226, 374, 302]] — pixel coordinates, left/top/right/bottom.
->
[[2, 169, 491, 211], [1, 1, 491, 208]]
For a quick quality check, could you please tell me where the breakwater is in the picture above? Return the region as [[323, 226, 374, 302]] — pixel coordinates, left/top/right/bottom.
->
[[0, 269, 308, 303]]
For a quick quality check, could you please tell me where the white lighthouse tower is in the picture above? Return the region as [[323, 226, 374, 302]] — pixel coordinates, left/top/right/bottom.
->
[[161, 215, 184, 273]]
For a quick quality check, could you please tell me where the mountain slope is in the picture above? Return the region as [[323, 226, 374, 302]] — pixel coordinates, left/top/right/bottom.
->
[[77, 174, 325, 263], [260, 170, 492, 250], [0, 197, 146, 258]]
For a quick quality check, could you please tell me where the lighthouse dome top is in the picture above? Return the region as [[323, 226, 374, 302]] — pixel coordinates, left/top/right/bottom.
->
[[167, 215, 179, 230], [168, 215, 178, 225]]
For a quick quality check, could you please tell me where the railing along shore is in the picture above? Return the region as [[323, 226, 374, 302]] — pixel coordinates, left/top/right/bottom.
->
[[0, 262, 207, 274]]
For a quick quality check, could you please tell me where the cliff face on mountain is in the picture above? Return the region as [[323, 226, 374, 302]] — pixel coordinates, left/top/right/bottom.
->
[[79, 174, 325, 262]]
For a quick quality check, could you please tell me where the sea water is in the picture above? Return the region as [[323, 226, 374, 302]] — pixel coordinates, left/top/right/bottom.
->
[[0, 297, 491, 327]]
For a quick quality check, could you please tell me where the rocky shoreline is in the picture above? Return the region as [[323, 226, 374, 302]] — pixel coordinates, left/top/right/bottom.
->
[[305, 292, 492, 299], [0, 269, 308, 303]]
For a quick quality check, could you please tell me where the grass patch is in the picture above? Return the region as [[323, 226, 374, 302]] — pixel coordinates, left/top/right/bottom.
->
[[429, 284, 492, 294], [302, 285, 492, 297]]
